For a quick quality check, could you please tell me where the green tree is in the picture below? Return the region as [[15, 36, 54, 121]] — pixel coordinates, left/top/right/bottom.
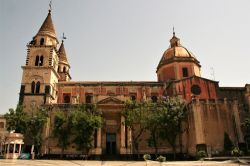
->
[[146, 103, 161, 156], [122, 100, 149, 158], [70, 104, 103, 154], [156, 97, 187, 160], [53, 111, 72, 158], [25, 108, 48, 155], [4, 104, 28, 133], [5, 105, 48, 156]]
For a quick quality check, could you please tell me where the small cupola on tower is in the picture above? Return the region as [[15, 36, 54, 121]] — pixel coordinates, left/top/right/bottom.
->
[[58, 39, 71, 82], [30, 10, 58, 47], [156, 31, 201, 82], [170, 31, 181, 47]]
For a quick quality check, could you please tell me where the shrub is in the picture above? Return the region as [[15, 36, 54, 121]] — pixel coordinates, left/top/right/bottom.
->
[[231, 147, 243, 157], [156, 155, 166, 162], [197, 150, 207, 159], [143, 154, 151, 161]]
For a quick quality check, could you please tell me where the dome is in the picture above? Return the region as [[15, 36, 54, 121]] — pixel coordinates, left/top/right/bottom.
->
[[162, 46, 196, 60], [157, 33, 200, 71]]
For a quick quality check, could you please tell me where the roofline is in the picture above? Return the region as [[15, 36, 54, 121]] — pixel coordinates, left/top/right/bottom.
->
[[219, 87, 246, 90], [172, 75, 219, 84], [57, 81, 165, 86]]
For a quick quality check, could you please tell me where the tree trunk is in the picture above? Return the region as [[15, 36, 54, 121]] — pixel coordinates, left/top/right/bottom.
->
[[61, 148, 64, 159], [173, 145, 176, 160], [132, 129, 143, 160], [179, 133, 182, 154], [153, 133, 158, 157], [135, 141, 140, 159]]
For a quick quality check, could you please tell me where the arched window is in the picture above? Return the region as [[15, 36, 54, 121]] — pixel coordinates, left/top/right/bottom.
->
[[57, 66, 60, 72], [35, 81, 40, 94], [39, 56, 44, 66], [31, 81, 35, 94], [35, 56, 39, 66], [63, 66, 66, 72], [64, 95, 70, 103], [40, 38, 44, 45]]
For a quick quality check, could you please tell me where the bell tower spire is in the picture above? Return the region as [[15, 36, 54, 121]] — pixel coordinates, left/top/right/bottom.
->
[[58, 33, 71, 82], [32, 2, 58, 47]]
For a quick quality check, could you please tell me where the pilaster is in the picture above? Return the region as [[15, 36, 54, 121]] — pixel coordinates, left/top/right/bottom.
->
[[192, 99, 205, 144], [120, 116, 127, 154], [232, 100, 244, 143], [95, 128, 102, 154]]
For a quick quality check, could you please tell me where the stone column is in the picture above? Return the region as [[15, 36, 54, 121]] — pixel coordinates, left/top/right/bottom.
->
[[192, 99, 205, 144], [95, 128, 102, 155], [5, 144, 10, 159], [97, 128, 102, 148], [13, 143, 16, 155], [18, 144, 22, 155], [120, 116, 126, 154], [232, 100, 244, 143]]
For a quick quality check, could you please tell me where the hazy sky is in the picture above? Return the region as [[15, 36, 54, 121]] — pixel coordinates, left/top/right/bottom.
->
[[0, 0, 250, 114]]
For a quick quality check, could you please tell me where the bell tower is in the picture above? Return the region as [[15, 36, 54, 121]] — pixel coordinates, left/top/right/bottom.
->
[[19, 10, 60, 109], [57, 39, 71, 82]]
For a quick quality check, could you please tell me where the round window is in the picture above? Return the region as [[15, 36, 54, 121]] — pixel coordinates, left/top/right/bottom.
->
[[191, 85, 201, 95]]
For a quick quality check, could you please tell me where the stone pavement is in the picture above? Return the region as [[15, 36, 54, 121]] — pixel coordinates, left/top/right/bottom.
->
[[0, 160, 249, 166]]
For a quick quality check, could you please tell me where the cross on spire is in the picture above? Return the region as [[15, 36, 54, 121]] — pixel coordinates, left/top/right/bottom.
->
[[49, 0, 52, 13], [173, 26, 175, 36], [63, 33, 67, 39], [61, 32, 67, 42]]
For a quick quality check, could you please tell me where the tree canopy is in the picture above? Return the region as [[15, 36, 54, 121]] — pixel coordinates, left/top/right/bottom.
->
[[4, 105, 48, 154], [4, 105, 28, 133], [53, 111, 72, 157], [123, 97, 187, 159], [122, 100, 150, 157], [52, 104, 103, 155]]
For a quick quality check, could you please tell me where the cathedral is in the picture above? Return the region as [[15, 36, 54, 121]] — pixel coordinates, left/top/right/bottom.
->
[[18, 9, 250, 157]]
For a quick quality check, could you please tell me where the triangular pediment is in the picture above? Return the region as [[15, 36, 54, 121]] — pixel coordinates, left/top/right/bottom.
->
[[97, 97, 123, 105]]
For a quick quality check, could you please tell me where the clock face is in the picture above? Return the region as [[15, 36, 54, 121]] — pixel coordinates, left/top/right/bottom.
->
[[191, 84, 201, 95]]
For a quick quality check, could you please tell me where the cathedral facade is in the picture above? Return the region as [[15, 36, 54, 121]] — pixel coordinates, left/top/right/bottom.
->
[[19, 10, 250, 157]]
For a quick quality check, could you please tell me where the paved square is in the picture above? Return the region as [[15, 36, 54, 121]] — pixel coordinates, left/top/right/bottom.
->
[[0, 160, 246, 166]]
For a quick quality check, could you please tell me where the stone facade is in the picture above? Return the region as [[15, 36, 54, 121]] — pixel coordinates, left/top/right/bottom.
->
[[18, 10, 249, 157]]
